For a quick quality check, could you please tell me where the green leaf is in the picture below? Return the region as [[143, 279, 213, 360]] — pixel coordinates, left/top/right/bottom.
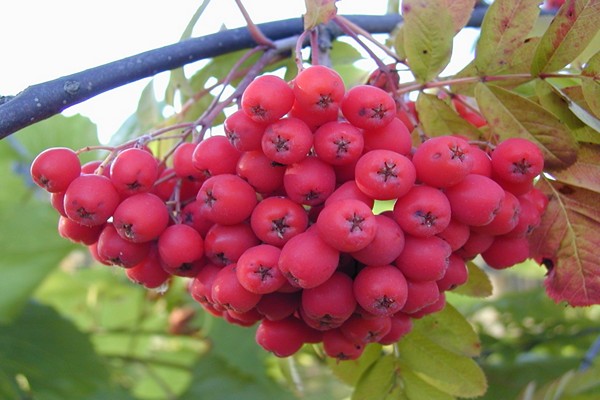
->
[[531, 0, 600, 74], [518, 364, 600, 399], [352, 354, 402, 400], [11, 113, 102, 164], [444, 0, 476, 33], [415, 93, 483, 139], [327, 343, 382, 386], [402, 0, 454, 82], [529, 177, 600, 306], [0, 202, 74, 324], [452, 261, 494, 298], [474, 0, 541, 74], [179, 352, 295, 400], [412, 303, 481, 357], [303, 0, 338, 30], [0, 302, 128, 400], [397, 332, 488, 398], [474, 82, 578, 170], [402, 368, 454, 400]]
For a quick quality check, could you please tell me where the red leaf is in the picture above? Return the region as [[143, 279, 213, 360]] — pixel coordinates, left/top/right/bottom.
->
[[530, 177, 600, 306]]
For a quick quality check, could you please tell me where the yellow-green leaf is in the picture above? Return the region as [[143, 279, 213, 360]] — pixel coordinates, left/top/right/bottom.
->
[[412, 303, 482, 357], [402, 368, 455, 400], [553, 84, 600, 135], [531, 0, 600, 74], [452, 261, 494, 298], [529, 177, 600, 306], [474, 0, 541, 74], [402, 0, 454, 82], [416, 93, 483, 140], [304, 0, 338, 30], [352, 354, 402, 400], [397, 332, 488, 398], [474, 83, 578, 169]]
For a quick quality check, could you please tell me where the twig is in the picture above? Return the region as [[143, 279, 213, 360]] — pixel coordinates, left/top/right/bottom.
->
[[580, 334, 600, 371]]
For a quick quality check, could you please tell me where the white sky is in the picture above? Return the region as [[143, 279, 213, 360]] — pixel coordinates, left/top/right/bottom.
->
[[0, 1, 475, 142]]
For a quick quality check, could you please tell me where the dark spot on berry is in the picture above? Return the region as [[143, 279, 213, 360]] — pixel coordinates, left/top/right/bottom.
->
[[377, 161, 398, 182], [371, 104, 387, 120], [120, 223, 135, 240], [204, 190, 217, 207], [250, 104, 267, 119], [334, 137, 350, 156], [449, 145, 467, 161]]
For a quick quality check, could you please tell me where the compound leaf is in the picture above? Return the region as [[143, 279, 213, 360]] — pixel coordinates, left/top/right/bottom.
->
[[416, 93, 483, 139], [531, 0, 600, 74], [529, 177, 600, 306]]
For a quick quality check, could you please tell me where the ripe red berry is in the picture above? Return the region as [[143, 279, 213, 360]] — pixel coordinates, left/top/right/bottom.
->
[[301, 272, 356, 329], [395, 235, 451, 282], [110, 147, 159, 197], [362, 117, 412, 156], [293, 65, 345, 115], [255, 317, 311, 357], [437, 254, 468, 292], [97, 223, 151, 268], [261, 117, 313, 165], [401, 280, 440, 314], [392, 185, 451, 237], [412, 135, 474, 188], [236, 150, 286, 194], [204, 223, 260, 266], [113, 192, 170, 243], [224, 109, 267, 152], [444, 174, 506, 226], [378, 313, 413, 345], [236, 244, 286, 294], [353, 265, 408, 317], [192, 136, 241, 178], [278, 228, 339, 289], [126, 245, 171, 289], [64, 174, 120, 227], [315, 199, 378, 252], [283, 156, 336, 206], [491, 138, 544, 184], [211, 264, 262, 313], [350, 214, 405, 266], [158, 224, 204, 276], [57, 216, 103, 245], [31, 147, 81, 193], [313, 121, 364, 166], [250, 196, 308, 247], [354, 149, 416, 200], [172, 142, 206, 182], [197, 174, 258, 225], [322, 328, 364, 360], [482, 235, 530, 269], [341, 85, 396, 130], [241, 75, 294, 124]]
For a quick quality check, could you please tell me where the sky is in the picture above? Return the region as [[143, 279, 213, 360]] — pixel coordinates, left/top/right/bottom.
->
[[0, 1, 475, 143]]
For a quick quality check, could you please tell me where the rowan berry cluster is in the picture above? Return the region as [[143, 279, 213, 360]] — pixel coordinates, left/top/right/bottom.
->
[[30, 64, 547, 360]]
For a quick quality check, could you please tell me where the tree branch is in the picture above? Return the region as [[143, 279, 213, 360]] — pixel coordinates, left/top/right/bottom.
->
[[0, 14, 401, 139], [1, 4, 537, 140]]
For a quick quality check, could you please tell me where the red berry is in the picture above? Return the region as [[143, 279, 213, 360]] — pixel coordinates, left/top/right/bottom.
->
[[192, 136, 241, 178], [110, 147, 159, 197], [241, 75, 294, 124], [491, 138, 544, 184], [224, 109, 267, 152], [236, 244, 285, 294], [293, 65, 345, 115], [283, 157, 336, 206], [412, 135, 474, 188], [444, 174, 505, 227], [354, 149, 416, 200], [126, 245, 171, 289], [211, 264, 262, 313], [315, 199, 378, 252], [322, 328, 364, 360], [31, 147, 81, 193], [351, 214, 405, 266], [353, 265, 408, 317], [204, 223, 260, 266], [158, 224, 204, 276], [392, 185, 451, 237], [363, 117, 412, 156], [301, 272, 356, 328], [197, 174, 258, 225], [250, 196, 308, 247], [395, 235, 451, 282], [313, 121, 364, 166], [341, 85, 396, 130], [113, 193, 170, 243], [58, 216, 103, 245], [97, 223, 151, 268], [64, 174, 120, 227]]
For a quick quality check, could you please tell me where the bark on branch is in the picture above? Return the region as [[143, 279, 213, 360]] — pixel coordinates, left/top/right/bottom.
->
[[0, 6, 498, 139]]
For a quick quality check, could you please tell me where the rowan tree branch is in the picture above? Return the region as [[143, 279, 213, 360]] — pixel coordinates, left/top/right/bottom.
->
[[0, 4, 529, 140]]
